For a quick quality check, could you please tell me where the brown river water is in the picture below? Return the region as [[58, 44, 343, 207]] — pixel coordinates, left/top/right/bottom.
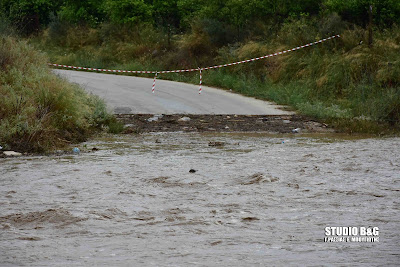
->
[[1, 132, 399, 266]]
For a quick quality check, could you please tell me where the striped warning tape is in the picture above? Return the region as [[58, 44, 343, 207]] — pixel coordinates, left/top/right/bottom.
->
[[199, 68, 202, 95], [49, 35, 340, 93], [152, 72, 158, 94]]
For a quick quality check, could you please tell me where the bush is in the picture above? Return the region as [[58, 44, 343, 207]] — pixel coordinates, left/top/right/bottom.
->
[[0, 36, 113, 152]]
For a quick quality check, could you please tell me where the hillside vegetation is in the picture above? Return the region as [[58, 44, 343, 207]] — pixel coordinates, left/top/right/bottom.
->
[[1, 0, 400, 133], [0, 36, 118, 152]]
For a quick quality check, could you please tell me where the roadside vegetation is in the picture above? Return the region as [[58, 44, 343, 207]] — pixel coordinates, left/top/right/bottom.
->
[[0, 35, 120, 153], [1, 0, 400, 135]]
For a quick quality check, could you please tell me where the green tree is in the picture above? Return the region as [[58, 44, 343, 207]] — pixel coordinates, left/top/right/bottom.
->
[[104, 0, 152, 25], [324, 0, 400, 27], [58, 0, 106, 26], [177, 0, 324, 41], [176, 0, 202, 29], [152, 0, 181, 46], [0, 0, 63, 34]]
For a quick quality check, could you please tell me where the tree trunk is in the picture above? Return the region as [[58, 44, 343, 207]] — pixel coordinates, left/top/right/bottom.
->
[[368, 5, 373, 47]]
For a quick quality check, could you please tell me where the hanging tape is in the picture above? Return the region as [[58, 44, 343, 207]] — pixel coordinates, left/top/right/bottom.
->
[[48, 35, 341, 94]]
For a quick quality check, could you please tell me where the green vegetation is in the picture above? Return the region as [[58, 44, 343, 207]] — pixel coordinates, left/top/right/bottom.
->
[[0, 36, 120, 152], [1, 0, 400, 134]]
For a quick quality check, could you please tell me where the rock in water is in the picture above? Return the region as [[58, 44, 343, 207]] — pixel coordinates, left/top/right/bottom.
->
[[147, 114, 163, 122], [178, 116, 191, 122]]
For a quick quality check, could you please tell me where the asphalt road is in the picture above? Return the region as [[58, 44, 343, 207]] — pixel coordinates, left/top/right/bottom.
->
[[54, 69, 293, 115]]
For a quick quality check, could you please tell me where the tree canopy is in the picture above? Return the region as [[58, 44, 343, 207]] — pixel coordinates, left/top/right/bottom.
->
[[1, 0, 399, 36]]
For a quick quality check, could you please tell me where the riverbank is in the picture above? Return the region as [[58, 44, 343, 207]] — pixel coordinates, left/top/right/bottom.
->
[[117, 114, 333, 134], [2, 1, 400, 142], [0, 36, 118, 153]]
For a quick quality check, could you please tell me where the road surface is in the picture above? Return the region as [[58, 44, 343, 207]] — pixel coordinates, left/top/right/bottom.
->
[[54, 69, 293, 115]]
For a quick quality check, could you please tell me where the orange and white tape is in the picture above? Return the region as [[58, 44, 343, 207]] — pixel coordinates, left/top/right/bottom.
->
[[49, 35, 340, 93]]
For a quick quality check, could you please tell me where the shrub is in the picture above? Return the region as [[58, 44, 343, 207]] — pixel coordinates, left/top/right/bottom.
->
[[0, 36, 112, 152]]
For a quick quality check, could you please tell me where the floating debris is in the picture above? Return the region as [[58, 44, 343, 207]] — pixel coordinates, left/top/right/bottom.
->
[[241, 217, 260, 222], [208, 141, 225, 147], [241, 173, 279, 185]]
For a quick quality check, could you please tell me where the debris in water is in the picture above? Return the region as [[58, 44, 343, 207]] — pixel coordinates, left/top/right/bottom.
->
[[178, 116, 191, 122], [72, 147, 80, 154], [208, 141, 225, 147], [288, 183, 300, 189], [18, 236, 42, 241], [211, 241, 223, 246], [241, 217, 259, 222], [292, 128, 301, 133], [241, 173, 279, 185]]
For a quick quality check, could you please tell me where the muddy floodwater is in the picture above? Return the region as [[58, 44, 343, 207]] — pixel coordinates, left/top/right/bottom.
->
[[1, 133, 399, 266]]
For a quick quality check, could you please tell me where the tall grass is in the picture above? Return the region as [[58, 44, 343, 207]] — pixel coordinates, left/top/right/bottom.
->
[[0, 36, 116, 152]]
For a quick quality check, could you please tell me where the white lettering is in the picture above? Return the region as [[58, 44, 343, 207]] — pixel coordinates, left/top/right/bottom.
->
[[325, 227, 331, 236], [331, 227, 337, 235], [351, 227, 358, 235], [336, 227, 344, 235], [372, 227, 379, 236], [324, 226, 378, 239], [360, 227, 366, 236]]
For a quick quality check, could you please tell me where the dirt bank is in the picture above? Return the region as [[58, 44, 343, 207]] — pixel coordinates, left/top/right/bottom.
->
[[117, 114, 334, 133]]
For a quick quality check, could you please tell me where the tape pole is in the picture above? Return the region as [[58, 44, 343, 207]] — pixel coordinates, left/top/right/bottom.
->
[[199, 68, 202, 94], [48, 35, 341, 94], [152, 72, 158, 94]]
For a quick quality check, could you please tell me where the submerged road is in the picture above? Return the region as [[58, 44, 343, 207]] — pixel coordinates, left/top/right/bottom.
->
[[54, 69, 293, 115]]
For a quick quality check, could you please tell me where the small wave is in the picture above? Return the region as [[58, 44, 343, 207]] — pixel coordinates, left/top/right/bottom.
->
[[0, 208, 86, 228]]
